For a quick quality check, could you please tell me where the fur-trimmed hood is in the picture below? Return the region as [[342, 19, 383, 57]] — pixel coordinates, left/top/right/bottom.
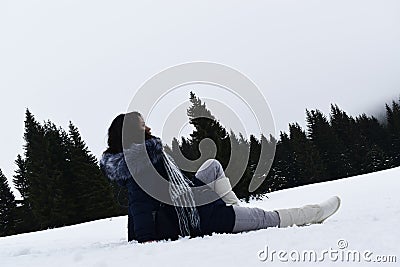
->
[[100, 137, 164, 182]]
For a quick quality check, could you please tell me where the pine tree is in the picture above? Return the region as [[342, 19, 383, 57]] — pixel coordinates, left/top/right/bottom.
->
[[306, 109, 352, 180], [13, 110, 71, 230], [362, 144, 392, 172], [270, 132, 295, 190], [385, 97, 400, 166], [14, 109, 119, 233], [0, 169, 17, 236], [68, 122, 119, 222], [355, 113, 390, 154], [13, 154, 38, 233], [20, 119, 68, 228], [258, 134, 279, 193], [288, 123, 327, 185], [330, 104, 361, 175], [355, 113, 393, 172], [15, 109, 45, 230], [175, 92, 272, 200], [250, 134, 276, 196], [248, 135, 261, 176], [186, 92, 231, 173], [43, 121, 72, 227], [227, 131, 252, 200]]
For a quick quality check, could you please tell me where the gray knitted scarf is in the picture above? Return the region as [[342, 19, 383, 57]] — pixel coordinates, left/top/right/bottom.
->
[[161, 151, 201, 237]]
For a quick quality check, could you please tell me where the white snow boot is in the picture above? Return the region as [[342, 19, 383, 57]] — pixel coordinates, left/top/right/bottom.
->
[[276, 196, 341, 228]]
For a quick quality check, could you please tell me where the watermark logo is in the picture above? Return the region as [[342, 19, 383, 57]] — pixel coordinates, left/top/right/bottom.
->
[[122, 62, 276, 206], [257, 239, 397, 263], [337, 238, 348, 249]]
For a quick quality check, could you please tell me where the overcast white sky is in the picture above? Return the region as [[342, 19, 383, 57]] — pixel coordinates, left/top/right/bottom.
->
[[1, 0, 399, 195]]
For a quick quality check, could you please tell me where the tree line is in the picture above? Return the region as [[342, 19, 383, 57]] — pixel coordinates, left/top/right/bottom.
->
[[1, 93, 399, 237], [0, 110, 122, 237], [169, 92, 400, 201]]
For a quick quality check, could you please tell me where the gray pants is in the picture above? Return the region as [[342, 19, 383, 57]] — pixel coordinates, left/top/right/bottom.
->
[[232, 206, 280, 233], [195, 159, 281, 233]]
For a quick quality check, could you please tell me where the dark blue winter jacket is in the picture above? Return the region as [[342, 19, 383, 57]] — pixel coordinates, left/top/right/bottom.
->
[[100, 137, 235, 243]]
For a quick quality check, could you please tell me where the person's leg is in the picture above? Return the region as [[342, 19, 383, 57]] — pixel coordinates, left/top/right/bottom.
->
[[195, 159, 225, 185], [276, 196, 341, 227], [195, 159, 240, 206], [232, 206, 280, 233], [231, 196, 341, 233], [128, 205, 136, 241]]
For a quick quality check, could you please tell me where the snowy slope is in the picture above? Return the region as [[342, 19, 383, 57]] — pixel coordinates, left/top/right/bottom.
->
[[1, 167, 399, 267]]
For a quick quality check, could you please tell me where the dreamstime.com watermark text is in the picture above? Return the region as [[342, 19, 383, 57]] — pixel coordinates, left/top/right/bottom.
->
[[257, 239, 397, 263]]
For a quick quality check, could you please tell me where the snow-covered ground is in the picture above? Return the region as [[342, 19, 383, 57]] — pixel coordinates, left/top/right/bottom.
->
[[1, 167, 399, 267]]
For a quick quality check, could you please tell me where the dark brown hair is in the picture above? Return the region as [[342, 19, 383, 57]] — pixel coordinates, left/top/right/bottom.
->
[[104, 112, 144, 154]]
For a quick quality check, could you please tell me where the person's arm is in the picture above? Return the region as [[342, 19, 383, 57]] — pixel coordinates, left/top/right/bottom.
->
[[100, 153, 131, 184]]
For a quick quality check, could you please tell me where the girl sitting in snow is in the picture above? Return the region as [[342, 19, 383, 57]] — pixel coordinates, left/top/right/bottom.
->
[[100, 112, 341, 243]]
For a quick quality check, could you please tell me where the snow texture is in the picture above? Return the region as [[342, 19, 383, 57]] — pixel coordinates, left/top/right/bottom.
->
[[1, 167, 399, 266]]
